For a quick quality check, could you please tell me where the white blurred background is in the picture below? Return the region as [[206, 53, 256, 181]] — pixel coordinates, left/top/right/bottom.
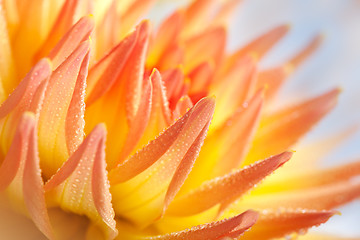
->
[[150, 0, 360, 238]]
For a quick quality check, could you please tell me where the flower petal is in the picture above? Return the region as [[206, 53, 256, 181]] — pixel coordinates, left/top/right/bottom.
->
[[253, 159, 360, 194], [181, 0, 216, 39], [161, 68, 186, 110], [173, 95, 194, 120], [0, 58, 51, 153], [297, 234, 360, 240], [0, 58, 51, 119], [256, 34, 323, 103], [86, 21, 157, 168], [35, 0, 92, 66], [119, 0, 155, 38], [38, 41, 90, 178], [118, 75, 152, 162], [37, 16, 95, 69], [211, 55, 257, 128], [109, 97, 215, 227], [12, 0, 55, 76], [0, 113, 54, 239], [226, 24, 290, 66], [188, 62, 214, 97], [241, 209, 335, 240], [184, 26, 226, 72], [147, 10, 184, 69], [45, 124, 117, 239], [234, 181, 360, 211], [154, 210, 257, 240], [133, 69, 172, 153], [85, 22, 138, 105], [181, 90, 264, 191], [0, 3, 16, 97], [94, 0, 121, 59], [245, 88, 340, 164], [168, 152, 291, 217]]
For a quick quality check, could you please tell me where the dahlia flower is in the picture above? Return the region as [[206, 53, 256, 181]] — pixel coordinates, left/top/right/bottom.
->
[[0, 0, 359, 239]]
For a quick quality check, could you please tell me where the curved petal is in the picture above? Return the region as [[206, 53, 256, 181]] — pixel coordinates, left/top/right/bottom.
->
[[245, 88, 340, 165], [182, 89, 264, 191], [151, 210, 258, 240], [168, 152, 291, 216], [241, 209, 336, 240], [38, 41, 90, 178], [109, 97, 215, 227], [0, 113, 54, 239], [45, 124, 117, 239]]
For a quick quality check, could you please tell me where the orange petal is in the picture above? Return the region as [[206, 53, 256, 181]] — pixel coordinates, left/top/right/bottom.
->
[[211, 55, 257, 127], [123, 19, 151, 123], [133, 69, 172, 153], [45, 124, 117, 239], [254, 160, 360, 194], [227, 24, 289, 65], [297, 234, 360, 240], [181, 90, 264, 191], [245, 88, 340, 164], [118, 76, 152, 162], [173, 95, 194, 120], [211, 0, 242, 27], [109, 98, 215, 227], [38, 41, 90, 178], [94, 1, 121, 59], [85, 21, 151, 168], [0, 59, 51, 153], [12, 0, 54, 77], [168, 152, 291, 217], [237, 181, 360, 211], [151, 210, 258, 240], [182, 0, 216, 39], [161, 68, 186, 110], [242, 209, 335, 240], [184, 26, 226, 72], [35, 0, 92, 66], [0, 58, 51, 119], [0, 113, 54, 239], [147, 10, 184, 68], [38, 16, 95, 69], [109, 97, 214, 183], [85, 23, 138, 105], [256, 66, 290, 102], [119, 0, 154, 38], [65, 49, 90, 155], [156, 44, 185, 71], [256, 34, 323, 103], [289, 34, 323, 70], [188, 61, 214, 95], [0, 2, 16, 97]]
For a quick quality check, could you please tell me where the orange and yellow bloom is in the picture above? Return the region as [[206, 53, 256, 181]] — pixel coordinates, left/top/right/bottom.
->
[[0, 0, 359, 239]]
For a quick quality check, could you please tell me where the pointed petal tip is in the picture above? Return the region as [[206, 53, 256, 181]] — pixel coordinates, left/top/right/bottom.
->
[[317, 210, 338, 222], [243, 209, 259, 225], [94, 123, 107, 135], [278, 151, 293, 165], [138, 19, 152, 33], [22, 111, 36, 121]]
